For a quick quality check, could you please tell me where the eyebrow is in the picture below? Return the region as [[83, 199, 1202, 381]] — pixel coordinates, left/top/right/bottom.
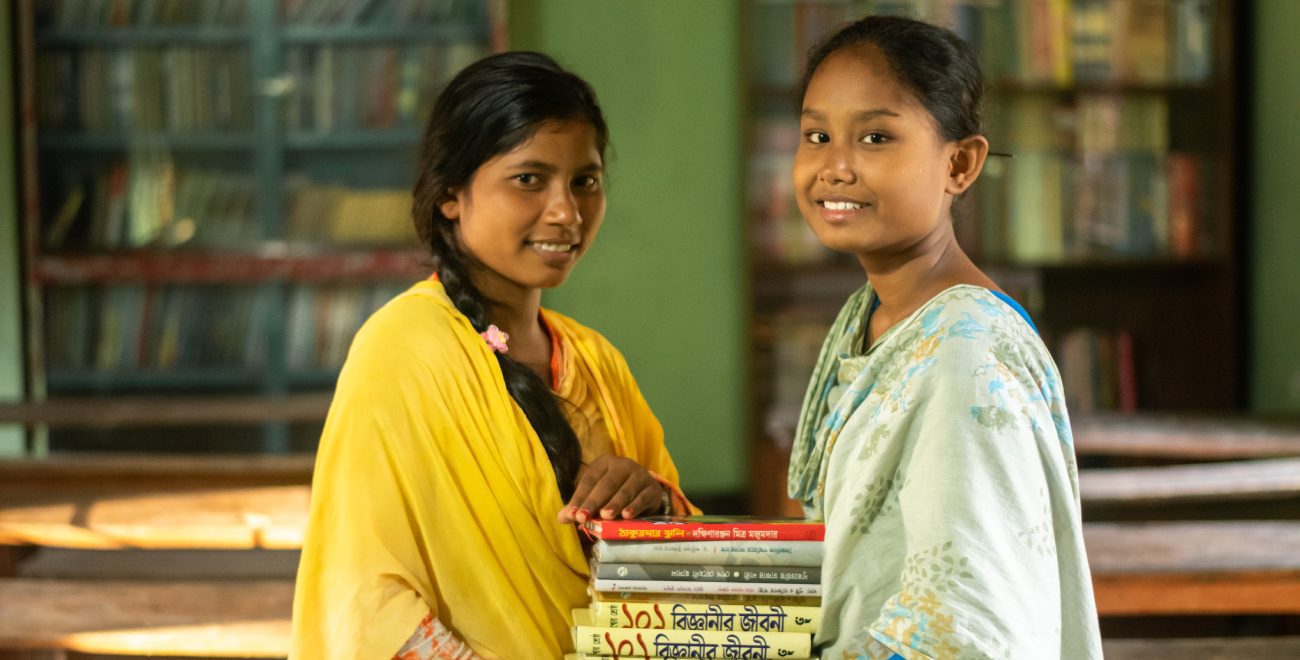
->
[[800, 108, 901, 121], [506, 159, 603, 173]]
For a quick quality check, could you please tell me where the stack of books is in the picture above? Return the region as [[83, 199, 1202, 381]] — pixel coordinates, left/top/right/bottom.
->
[[568, 515, 824, 659]]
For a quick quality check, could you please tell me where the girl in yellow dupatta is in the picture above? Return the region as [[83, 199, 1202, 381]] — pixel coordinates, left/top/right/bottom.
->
[[291, 52, 694, 659]]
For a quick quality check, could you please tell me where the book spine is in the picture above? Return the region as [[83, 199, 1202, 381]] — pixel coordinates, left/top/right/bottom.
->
[[594, 563, 819, 585], [592, 591, 822, 608], [585, 521, 824, 542], [590, 602, 820, 634], [594, 539, 823, 567], [572, 626, 811, 659], [591, 579, 821, 597]]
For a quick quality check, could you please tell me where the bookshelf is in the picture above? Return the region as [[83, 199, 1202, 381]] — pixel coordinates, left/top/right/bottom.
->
[[743, 0, 1244, 515], [15, 0, 502, 454]]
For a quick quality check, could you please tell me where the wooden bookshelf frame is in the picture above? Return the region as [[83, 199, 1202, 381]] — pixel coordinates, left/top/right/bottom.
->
[[12, 0, 504, 455]]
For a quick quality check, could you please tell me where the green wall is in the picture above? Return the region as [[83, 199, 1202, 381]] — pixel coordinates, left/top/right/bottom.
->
[[513, 2, 747, 494], [1, 2, 25, 454], [1252, 0, 1300, 413]]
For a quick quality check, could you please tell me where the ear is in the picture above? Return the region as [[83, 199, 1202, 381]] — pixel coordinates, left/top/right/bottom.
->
[[439, 188, 462, 221], [946, 134, 989, 195]]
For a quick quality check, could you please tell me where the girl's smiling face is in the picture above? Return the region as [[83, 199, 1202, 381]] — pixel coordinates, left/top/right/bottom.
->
[[793, 43, 965, 265], [440, 119, 606, 297]]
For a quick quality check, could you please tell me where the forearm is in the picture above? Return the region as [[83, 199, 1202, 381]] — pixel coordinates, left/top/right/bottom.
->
[[393, 613, 481, 660]]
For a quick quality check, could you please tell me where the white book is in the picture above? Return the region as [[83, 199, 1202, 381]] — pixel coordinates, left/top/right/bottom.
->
[[594, 539, 822, 567], [591, 579, 820, 597]]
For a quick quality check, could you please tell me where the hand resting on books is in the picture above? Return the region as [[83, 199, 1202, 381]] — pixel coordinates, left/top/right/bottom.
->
[[557, 454, 664, 524]]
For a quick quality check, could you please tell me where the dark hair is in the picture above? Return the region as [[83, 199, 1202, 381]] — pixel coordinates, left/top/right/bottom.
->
[[412, 51, 609, 501], [800, 15, 983, 142]]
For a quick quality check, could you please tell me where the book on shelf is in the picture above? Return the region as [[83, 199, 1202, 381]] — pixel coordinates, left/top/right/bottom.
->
[[963, 0, 1211, 87], [587, 601, 819, 634], [1166, 151, 1202, 257], [285, 175, 413, 246], [1113, 0, 1170, 84], [39, 0, 251, 27], [590, 578, 820, 598], [287, 282, 404, 370], [1172, 0, 1213, 83], [582, 516, 824, 543], [282, 0, 458, 25], [591, 561, 819, 585], [42, 278, 405, 377], [44, 160, 259, 250], [572, 609, 812, 659], [590, 590, 821, 608], [592, 539, 823, 568], [36, 47, 251, 133], [1057, 327, 1138, 414], [287, 42, 480, 132]]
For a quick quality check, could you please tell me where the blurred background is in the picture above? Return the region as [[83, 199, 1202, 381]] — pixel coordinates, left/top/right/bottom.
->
[[1, 0, 1299, 657]]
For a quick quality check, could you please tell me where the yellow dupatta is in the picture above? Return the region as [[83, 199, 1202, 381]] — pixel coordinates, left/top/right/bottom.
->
[[290, 279, 690, 659]]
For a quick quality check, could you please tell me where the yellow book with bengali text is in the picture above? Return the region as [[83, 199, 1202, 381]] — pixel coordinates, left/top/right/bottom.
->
[[589, 600, 819, 633], [572, 609, 812, 659]]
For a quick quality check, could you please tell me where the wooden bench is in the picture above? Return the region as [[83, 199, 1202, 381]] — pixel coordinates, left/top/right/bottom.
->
[[1074, 413, 1300, 460], [1079, 457, 1300, 506], [1086, 521, 1300, 616], [1102, 636, 1300, 660], [0, 454, 309, 657], [0, 454, 313, 551], [0, 578, 292, 658]]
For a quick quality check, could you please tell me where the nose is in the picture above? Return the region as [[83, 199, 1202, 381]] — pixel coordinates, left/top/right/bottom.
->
[[545, 186, 581, 226], [818, 144, 856, 186]]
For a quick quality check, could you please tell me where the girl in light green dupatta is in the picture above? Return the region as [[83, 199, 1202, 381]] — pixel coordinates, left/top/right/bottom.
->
[[786, 16, 1102, 659]]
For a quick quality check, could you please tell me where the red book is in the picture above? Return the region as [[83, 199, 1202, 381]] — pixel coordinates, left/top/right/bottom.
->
[[582, 516, 824, 543], [1115, 330, 1139, 413]]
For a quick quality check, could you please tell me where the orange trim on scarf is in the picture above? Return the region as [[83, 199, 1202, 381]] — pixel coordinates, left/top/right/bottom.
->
[[539, 313, 564, 391]]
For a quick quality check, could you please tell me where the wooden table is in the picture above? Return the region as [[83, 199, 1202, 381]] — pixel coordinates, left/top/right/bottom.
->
[[1074, 414, 1300, 460], [1, 453, 314, 552], [0, 578, 292, 657], [0, 482, 311, 550], [1079, 457, 1300, 505], [1086, 521, 1300, 616]]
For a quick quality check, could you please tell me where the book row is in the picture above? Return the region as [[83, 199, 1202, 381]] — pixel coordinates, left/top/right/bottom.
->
[[36, 0, 480, 28], [749, 0, 1214, 90], [280, 0, 482, 26], [283, 42, 483, 132], [34, 42, 487, 136], [37, 47, 253, 134], [975, 149, 1211, 262], [37, 0, 249, 28], [42, 282, 404, 372], [41, 161, 416, 250], [1058, 327, 1139, 414]]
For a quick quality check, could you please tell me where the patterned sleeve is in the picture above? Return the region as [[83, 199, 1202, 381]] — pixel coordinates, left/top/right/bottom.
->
[[393, 614, 481, 660], [864, 331, 1076, 658]]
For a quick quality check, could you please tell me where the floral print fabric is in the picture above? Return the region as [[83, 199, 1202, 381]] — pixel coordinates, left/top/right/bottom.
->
[[788, 284, 1102, 659]]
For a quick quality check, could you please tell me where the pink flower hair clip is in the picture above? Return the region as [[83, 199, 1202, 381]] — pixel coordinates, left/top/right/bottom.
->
[[480, 324, 510, 354]]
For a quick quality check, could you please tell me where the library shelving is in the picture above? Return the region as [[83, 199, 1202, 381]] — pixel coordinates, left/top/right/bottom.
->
[[743, 0, 1244, 515], [15, 0, 503, 454]]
